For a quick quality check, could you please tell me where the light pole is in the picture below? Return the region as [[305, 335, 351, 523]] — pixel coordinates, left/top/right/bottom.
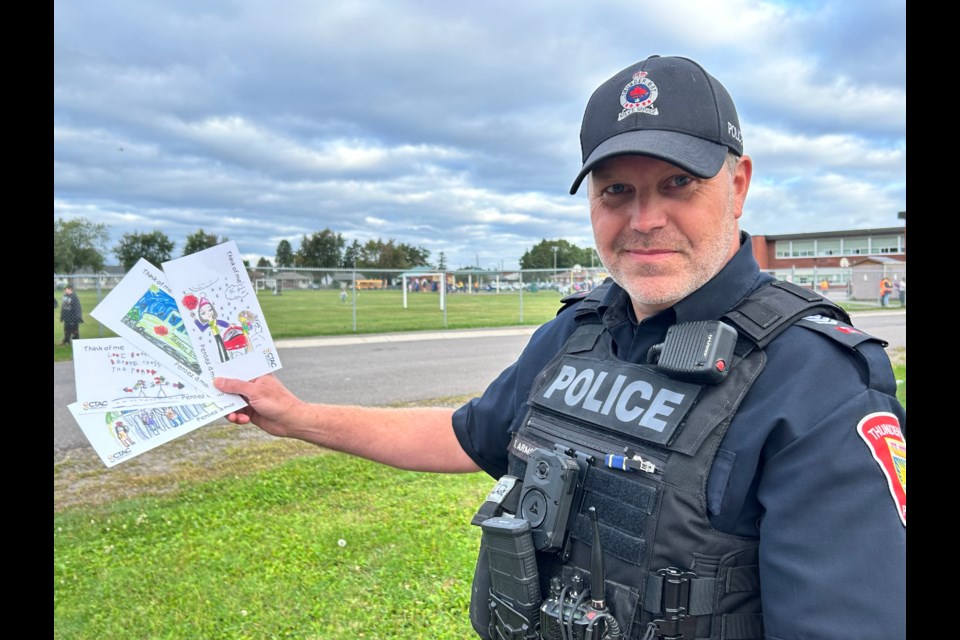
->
[[552, 246, 559, 290]]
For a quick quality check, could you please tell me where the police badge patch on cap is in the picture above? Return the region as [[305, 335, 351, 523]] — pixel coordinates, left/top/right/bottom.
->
[[856, 412, 906, 526], [619, 71, 659, 121]]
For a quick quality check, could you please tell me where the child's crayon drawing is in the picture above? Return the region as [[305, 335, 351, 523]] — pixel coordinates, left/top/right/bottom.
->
[[72, 245, 285, 468], [69, 400, 238, 468], [162, 240, 281, 382], [71, 338, 246, 415], [91, 258, 244, 399]]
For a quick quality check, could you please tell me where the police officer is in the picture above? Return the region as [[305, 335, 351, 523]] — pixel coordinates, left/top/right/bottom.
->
[[216, 55, 906, 639]]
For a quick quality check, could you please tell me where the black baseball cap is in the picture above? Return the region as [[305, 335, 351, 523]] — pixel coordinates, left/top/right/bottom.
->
[[570, 55, 744, 194]]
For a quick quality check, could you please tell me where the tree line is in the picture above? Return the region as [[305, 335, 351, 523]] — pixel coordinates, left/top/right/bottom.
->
[[54, 217, 599, 274]]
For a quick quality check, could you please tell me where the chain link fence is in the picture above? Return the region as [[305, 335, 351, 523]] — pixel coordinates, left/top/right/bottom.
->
[[55, 266, 609, 296], [54, 261, 907, 332], [54, 266, 611, 336], [765, 264, 907, 306]]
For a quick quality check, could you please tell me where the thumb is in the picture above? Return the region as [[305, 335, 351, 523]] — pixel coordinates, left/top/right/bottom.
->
[[214, 377, 247, 395]]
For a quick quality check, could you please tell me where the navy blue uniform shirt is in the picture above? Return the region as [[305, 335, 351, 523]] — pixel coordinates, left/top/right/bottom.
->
[[453, 232, 906, 639]]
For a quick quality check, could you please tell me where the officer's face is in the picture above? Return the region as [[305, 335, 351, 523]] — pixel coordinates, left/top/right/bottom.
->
[[589, 154, 751, 319]]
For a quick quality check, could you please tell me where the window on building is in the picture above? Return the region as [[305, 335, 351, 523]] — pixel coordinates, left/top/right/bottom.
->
[[844, 237, 870, 255], [817, 239, 841, 256], [872, 235, 901, 254], [792, 240, 815, 257], [775, 241, 791, 259]]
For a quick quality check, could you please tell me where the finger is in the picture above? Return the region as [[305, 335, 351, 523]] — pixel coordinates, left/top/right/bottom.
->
[[214, 377, 245, 394], [226, 411, 251, 425]]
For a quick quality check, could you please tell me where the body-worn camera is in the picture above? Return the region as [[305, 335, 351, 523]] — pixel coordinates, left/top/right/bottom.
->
[[518, 448, 580, 552]]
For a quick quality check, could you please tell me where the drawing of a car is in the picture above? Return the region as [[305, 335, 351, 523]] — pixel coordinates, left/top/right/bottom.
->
[[222, 325, 248, 353]]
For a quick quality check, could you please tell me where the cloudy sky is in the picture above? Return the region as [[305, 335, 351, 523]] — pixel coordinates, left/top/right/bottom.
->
[[54, 0, 906, 271]]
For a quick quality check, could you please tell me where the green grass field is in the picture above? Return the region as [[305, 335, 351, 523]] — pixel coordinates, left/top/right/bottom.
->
[[55, 437, 491, 640]]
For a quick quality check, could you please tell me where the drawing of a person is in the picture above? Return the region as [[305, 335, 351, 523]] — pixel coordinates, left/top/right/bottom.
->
[[237, 310, 257, 354], [191, 296, 230, 362], [140, 409, 159, 436], [164, 407, 185, 426], [151, 408, 169, 431], [115, 421, 134, 447]]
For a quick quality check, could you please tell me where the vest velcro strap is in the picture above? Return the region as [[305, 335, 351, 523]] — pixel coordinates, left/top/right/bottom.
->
[[688, 577, 718, 615], [565, 322, 604, 353], [722, 280, 850, 350], [725, 565, 761, 593], [720, 613, 764, 639]]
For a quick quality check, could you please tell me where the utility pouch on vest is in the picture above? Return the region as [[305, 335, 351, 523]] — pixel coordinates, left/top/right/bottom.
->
[[469, 476, 538, 639], [480, 517, 542, 640]]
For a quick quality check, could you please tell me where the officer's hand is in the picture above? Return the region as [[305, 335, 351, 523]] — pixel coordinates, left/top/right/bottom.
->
[[213, 374, 303, 438]]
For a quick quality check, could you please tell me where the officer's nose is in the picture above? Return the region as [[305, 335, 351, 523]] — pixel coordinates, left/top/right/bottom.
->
[[626, 194, 668, 234]]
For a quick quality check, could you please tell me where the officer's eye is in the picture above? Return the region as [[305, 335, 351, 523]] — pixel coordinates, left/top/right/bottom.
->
[[666, 175, 695, 189], [602, 183, 629, 195]]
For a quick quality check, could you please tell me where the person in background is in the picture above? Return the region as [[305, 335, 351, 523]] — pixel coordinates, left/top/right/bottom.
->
[[879, 275, 894, 307], [59, 285, 83, 346]]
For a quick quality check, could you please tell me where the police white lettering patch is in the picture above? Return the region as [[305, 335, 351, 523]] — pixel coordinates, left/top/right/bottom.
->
[[532, 355, 701, 445], [856, 412, 906, 527]]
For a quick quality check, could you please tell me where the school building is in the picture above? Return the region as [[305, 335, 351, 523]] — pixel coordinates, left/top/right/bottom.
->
[[751, 213, 906, 300]]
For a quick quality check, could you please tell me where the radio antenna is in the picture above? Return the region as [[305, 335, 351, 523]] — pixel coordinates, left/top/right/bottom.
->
[[588, 506, 606, 610]]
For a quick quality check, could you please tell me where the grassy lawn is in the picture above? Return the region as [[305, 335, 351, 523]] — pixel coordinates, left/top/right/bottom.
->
[[55, 439, 491, 639], [54, 392, 491, 640]]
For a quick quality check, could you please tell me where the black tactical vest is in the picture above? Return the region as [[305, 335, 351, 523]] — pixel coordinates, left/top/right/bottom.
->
[[470, 280, 862, 640]]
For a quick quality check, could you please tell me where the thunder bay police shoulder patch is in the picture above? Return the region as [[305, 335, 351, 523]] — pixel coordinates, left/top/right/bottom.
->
[[856, 412, 906, 526]]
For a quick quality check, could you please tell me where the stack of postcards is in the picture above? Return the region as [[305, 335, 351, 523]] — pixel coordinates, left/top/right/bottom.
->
[[68, 240, 282, 467]]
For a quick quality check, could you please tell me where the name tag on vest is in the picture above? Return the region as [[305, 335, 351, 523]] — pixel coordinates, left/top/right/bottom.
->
[[530, 354, 701, 445]]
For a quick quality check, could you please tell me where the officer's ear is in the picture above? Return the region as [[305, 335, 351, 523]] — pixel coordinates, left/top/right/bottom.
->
[[730, 155, 752, 220]]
